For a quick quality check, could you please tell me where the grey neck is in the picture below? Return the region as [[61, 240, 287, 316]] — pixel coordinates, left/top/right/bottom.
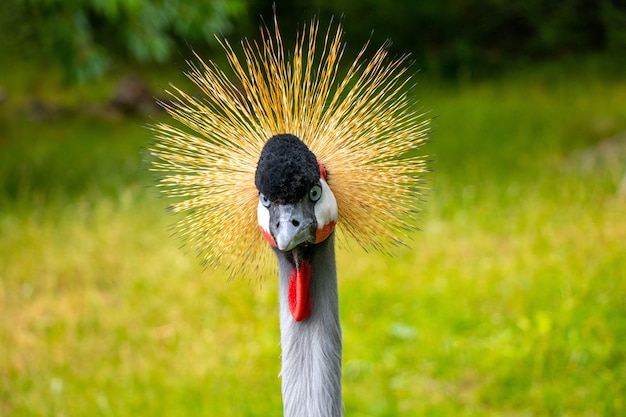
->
[[275, 234, 343, 417]]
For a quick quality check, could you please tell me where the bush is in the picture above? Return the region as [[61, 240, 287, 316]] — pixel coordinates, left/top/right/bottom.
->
[[0, 0, 246, 82]]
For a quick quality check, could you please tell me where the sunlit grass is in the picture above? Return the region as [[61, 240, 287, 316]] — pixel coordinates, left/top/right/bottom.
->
[[1, 59, 625, 416]]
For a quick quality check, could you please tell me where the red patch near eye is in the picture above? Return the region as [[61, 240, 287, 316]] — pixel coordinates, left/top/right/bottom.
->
[[259, 226, 277, 247], [318, 161, 327, 181], [315, 220, 336, 243]]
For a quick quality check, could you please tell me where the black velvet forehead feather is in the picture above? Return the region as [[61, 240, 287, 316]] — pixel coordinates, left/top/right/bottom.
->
[[255, 134, 320, 204]]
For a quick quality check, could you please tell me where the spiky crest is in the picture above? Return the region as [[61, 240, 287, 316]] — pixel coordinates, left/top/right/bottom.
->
[[150, 17, 430, 278]]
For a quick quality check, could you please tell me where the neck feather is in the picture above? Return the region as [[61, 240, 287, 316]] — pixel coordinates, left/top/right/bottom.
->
[[275, 234, 343, 417]]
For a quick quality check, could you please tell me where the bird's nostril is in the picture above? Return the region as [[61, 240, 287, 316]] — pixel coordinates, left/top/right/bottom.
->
[[292, 219, 300, 227]]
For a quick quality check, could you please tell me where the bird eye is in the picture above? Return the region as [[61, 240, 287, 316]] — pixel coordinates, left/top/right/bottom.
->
[[260, 193, 271, 207], [309, 185, 322, 202]]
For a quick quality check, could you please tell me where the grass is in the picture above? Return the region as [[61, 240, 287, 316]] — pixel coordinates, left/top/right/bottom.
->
[[1, 57, 625, 416]]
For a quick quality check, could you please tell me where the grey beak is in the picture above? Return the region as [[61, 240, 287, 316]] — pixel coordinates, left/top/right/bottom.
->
[[271, 202, 316, 252]]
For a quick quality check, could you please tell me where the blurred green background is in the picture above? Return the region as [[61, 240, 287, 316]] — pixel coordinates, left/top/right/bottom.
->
[[1, 1, 625, 416]]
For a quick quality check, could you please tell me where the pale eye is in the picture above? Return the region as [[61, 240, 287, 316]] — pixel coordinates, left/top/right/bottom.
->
[[309, 185, 322, 202], [260, 193, 271, 207]]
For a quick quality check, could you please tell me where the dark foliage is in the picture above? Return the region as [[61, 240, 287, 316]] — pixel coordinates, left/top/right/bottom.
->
[[246, 0, 626, 78], [1, 0, 624, 81]]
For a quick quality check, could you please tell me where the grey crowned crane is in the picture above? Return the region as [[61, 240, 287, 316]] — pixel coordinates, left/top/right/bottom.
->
[[151, 17, 430, 417]]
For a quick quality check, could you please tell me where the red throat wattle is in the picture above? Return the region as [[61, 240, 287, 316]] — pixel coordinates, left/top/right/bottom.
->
[[288, 260, 312, 321]]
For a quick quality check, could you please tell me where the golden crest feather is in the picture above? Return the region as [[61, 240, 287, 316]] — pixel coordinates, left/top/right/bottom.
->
[[151, 17, 430, 278]]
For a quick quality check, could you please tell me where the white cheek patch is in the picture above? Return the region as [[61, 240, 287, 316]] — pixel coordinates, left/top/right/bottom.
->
[[314, 178, 338, 229], [257, 200, 271, 233]]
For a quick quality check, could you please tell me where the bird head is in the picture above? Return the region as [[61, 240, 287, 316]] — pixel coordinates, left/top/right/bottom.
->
[[150, 17, 430, 283], [255, 134, 337, 252], [255, 134, 338, 322]]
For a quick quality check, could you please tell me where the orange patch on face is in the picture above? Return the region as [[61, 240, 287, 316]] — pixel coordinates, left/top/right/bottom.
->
[[315, 221, 336, 243], [259, 226, 277, 247]]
